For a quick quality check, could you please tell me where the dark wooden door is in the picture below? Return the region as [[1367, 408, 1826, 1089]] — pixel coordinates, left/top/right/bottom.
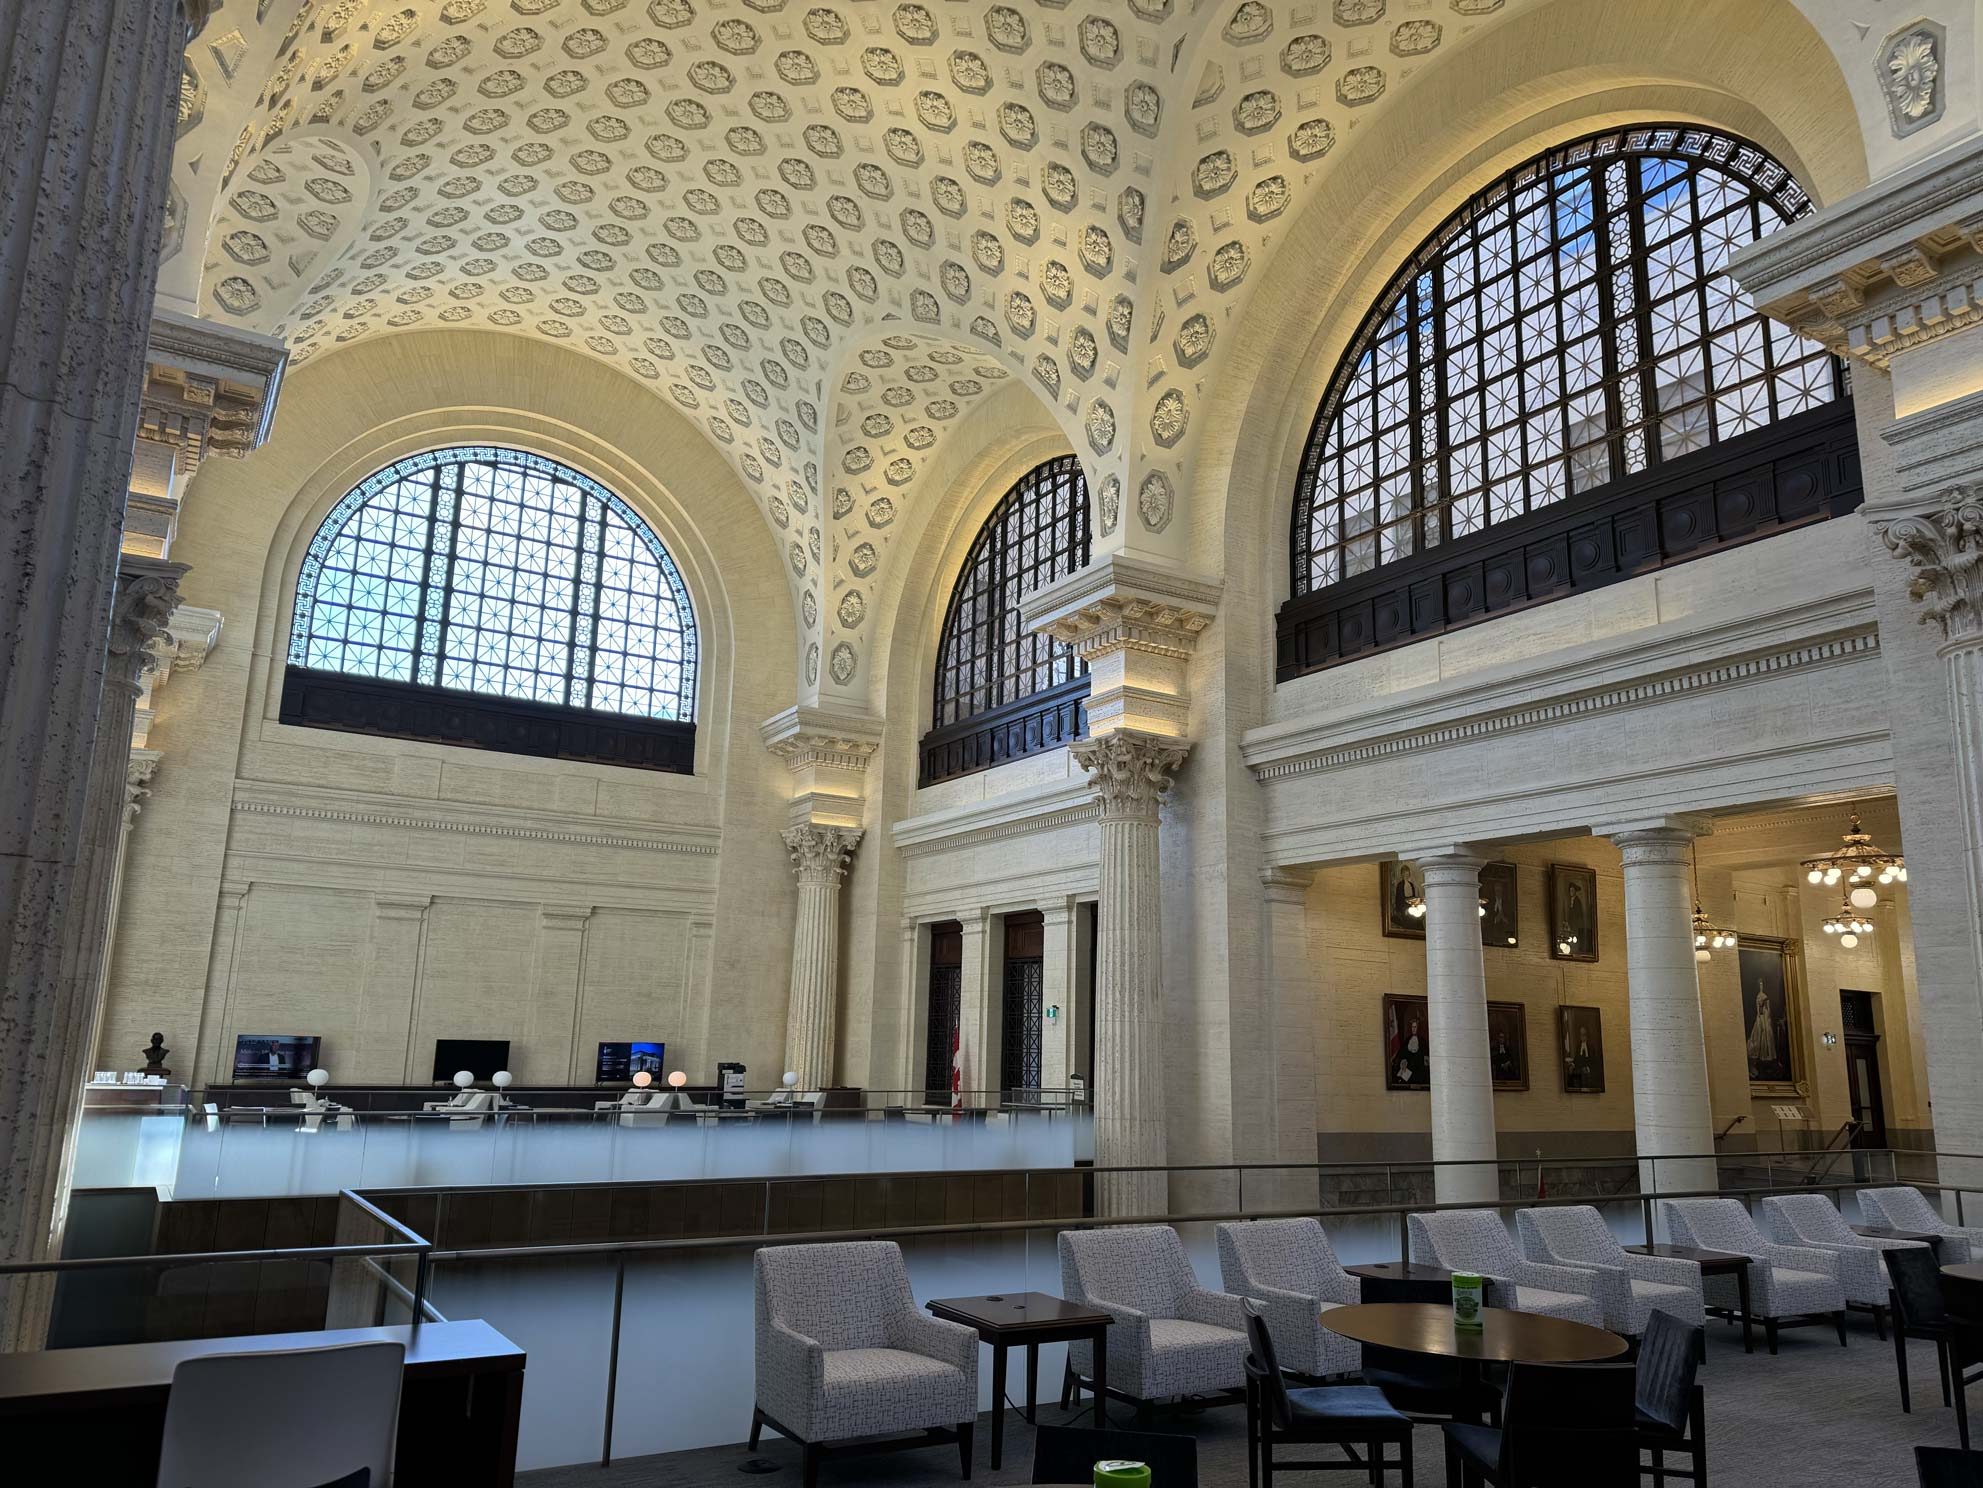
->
[[1001, 911, 1045, 1097], [1840, 990, 1886, 1148], [925, 921, 962, 1103]]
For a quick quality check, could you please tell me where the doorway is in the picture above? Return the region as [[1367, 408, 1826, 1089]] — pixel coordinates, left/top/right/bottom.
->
[[1000, 911, 1045, 1099], [924, 921, 962, 1103], [1840, 989, 1887, 1149]]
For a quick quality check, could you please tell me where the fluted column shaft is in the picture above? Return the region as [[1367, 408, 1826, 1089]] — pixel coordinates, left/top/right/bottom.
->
[[1420, 852, 1498, 1205], [0, 0, 202, 1335], [1073, 731, 1188, 1217], [781, 826, 860, 1090], [1612, 827, 1717, 1192]]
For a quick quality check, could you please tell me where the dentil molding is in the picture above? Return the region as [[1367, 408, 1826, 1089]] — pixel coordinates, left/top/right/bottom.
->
[[1020, 553, 1222, 660], [760, 705, 883, 772]]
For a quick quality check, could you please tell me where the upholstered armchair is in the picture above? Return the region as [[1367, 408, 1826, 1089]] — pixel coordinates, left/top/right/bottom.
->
[[1762, 1193, 1928, 1334], [1661, 1198, 1847, 1352], [1515, 1205, 1703, 1335], [1859, 1186, 1983, 1264], [750, 1241, 978, 1487], [1060, 1225, 1250, 1407], [1216, 1218, 1361, 1378], [1408, 1210, 1604, 1325], [419, 1089, 495, 1129]]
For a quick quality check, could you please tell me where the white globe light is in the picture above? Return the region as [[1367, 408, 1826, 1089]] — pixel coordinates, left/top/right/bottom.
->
[[306, 1068, 330, 1089], [1806, 869, 1823, 885], [631, 1070, 653, 1088], [667, 1070, 688, 1089], [492, 1070, 513, 1088], [453, 1070, 475, 1089], [1695, 947, 1712, 963], [782, 1071, 799, 1088], [1825, 869, 1842, 886], [1849, 885, 1878, 910], [1839, 932, 1860, 949]]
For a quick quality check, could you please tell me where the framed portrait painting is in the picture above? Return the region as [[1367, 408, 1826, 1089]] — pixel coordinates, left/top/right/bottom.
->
[[1486, 1001, 1528, 1092], [1383, 994, 1430, 1090], [1738, 934, 1806, 1094], [1479, 861, 1519, 949], [1548, 864, 1600, 962], [1558, 1005, 1605, 1094], [1379, 861, 1425, 940]]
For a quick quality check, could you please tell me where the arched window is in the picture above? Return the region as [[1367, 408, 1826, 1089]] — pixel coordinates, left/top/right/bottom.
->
[[1281, 125, 1858, 679], [283, 446, 698, 773], [920, 454, 1091, 785]]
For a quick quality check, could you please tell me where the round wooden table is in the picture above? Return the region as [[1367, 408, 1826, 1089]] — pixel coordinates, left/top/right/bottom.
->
[[1943, 1262, 1983, 1285], [1321, 1302, 1627, 1422]]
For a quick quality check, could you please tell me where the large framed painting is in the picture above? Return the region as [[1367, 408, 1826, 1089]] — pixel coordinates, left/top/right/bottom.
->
[[1548, 863, 1600, 962], [1479, 861, 1519, 949], [1486, 1001, 1529, 1092], [1738, 934, 1807, 1094], [1379, 861, 1425, 940], [1558, 1005, 1605, 1094], [1383, 994, 1430, 1090]]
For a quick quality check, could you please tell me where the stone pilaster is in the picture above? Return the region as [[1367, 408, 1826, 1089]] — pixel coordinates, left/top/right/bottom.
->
[[780, 825, 861, 1089], [1415, 850, 1499, 1205], [0, 1, 204, 1330], [1072, 730, 1189, 1216], [1606, 821, 1718, 1193], [354, 896, 436, 1083]]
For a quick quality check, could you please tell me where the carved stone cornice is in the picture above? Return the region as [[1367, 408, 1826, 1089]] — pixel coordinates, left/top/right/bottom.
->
[[1878, 488, 1983, 645], [1022, 554, 1221, 662], [1071, 730, 1190, 822], [760, 705, 883, 772], [109, 559, 188, 697], [1728, 132, 1983, 373], [141, 308, 286, 470], [782, 824, 862, 886]]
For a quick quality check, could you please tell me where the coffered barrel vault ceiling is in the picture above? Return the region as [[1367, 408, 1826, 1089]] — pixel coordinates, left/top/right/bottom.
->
[[180, 0, 1846, 701]]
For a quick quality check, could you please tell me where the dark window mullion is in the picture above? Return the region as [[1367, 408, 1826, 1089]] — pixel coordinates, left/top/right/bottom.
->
[[1625, 156, 1663, 472], [1590, 159, 1629, 487], [431, 462, 466, 684], [563, 493, 594, 710]]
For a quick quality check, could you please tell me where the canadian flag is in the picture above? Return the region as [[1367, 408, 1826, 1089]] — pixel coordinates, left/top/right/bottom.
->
[[951, 1021, 963, 1117]]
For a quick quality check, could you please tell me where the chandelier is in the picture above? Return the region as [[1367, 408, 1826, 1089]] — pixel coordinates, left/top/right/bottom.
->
[[1690, 844, 1734, 962], [1800, 813, 1906, 909], [1821, 897, 1876, 949]]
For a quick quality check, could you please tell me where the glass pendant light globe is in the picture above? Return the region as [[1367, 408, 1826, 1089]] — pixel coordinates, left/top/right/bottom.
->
[[1849, 885, 1878, 910], [1695, 947, 1712, 963], [1839, 932, 1860, 949]]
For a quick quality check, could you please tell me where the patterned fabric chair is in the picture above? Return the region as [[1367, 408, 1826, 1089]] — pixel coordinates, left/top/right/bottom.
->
[[1860, 1186, 1983, 1264], [750, 1241, 978, 1487], [1059, 1225, 1249, 1408], [1407, 1210, 1603, 1326], [1514, 1205, 1704, 1335], [1661, 1198, 1847, 1353], [1215, 1219, 1361, 1379], [1763, 1192, 1926, 1337]]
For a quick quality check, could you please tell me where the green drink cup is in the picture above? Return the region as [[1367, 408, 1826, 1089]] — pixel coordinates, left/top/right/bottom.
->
[[1451, 1271, 1486, 1331]]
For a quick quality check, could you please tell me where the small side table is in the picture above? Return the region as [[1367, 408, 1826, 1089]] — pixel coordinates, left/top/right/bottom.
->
[[926, 1292, 1111, 1470], [1855, 1226, 1945, 1254], [1627, 1244, 1754, 1353]]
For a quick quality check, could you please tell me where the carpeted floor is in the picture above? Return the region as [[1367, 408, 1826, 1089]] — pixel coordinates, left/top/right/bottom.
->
[[518, 1314, 1967, 1486]]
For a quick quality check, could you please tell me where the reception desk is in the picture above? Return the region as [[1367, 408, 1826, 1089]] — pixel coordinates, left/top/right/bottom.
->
[[0, 1319, 524, 1484]]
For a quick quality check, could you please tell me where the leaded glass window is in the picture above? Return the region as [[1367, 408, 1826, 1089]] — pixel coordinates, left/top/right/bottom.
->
[[290, 447, 697, 721], [1292, 125, 1839, 597], [932, 454, 1091, 728]]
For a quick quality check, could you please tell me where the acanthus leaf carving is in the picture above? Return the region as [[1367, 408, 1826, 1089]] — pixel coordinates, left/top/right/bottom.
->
[[1071, 730, 1190, 820], [1879, 487, 1983, 643], [781, 823, 862, 884]]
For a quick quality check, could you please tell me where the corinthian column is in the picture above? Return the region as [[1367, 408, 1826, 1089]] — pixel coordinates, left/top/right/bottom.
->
[[1606, 822, 1717, 1193], [780, 825, 861, 1090], [0, 0, 208, 1338], [1071, 730, 1188, 1216], [1417, 850, 1499, 1205]]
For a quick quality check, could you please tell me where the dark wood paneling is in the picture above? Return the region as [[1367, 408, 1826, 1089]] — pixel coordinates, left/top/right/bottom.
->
[[917, 675, 1089, 787], [1276, 400, 1862, 682]]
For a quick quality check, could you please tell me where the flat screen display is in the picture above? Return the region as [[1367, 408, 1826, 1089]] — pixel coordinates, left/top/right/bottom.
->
[[595, 1041, 665, 1084], [233, 1035, 320, 1081], [431, 1038, 511, 1082]]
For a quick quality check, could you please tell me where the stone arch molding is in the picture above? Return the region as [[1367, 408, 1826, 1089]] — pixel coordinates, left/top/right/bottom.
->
[[166, 0, 1932, 682]]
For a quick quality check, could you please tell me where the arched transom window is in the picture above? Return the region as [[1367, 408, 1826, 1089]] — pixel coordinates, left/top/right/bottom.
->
[[921, 455, 1091, 785], [1292, 125, 1840, 601], [285, 448, 698, 772]]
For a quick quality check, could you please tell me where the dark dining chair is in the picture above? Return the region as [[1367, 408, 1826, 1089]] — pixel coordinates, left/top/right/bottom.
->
[[1633, 1309, 1706, 1486], [1917, 1445, 1983, 1486], [1939, 1268, 1983, 1449], [1243, 1300, 1413, 1486], [1030, 1424, 1199, 1486], [1886, 1245, 1956, 1415], [1442, 1361, 1636, 1487]]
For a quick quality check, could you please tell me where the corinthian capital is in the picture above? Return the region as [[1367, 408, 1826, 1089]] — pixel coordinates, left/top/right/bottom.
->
[[782, 824, 862, 885], [1072, 730, 1190, 818], [1878, 488, 1983, 643], [107, 559, 188, 696]]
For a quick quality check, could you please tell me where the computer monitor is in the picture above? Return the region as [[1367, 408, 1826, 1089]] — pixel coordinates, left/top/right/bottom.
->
[[595, 1041, 665, 1084], [431, 1038, 510, 1082], [233, 1035, 321, 1082]]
